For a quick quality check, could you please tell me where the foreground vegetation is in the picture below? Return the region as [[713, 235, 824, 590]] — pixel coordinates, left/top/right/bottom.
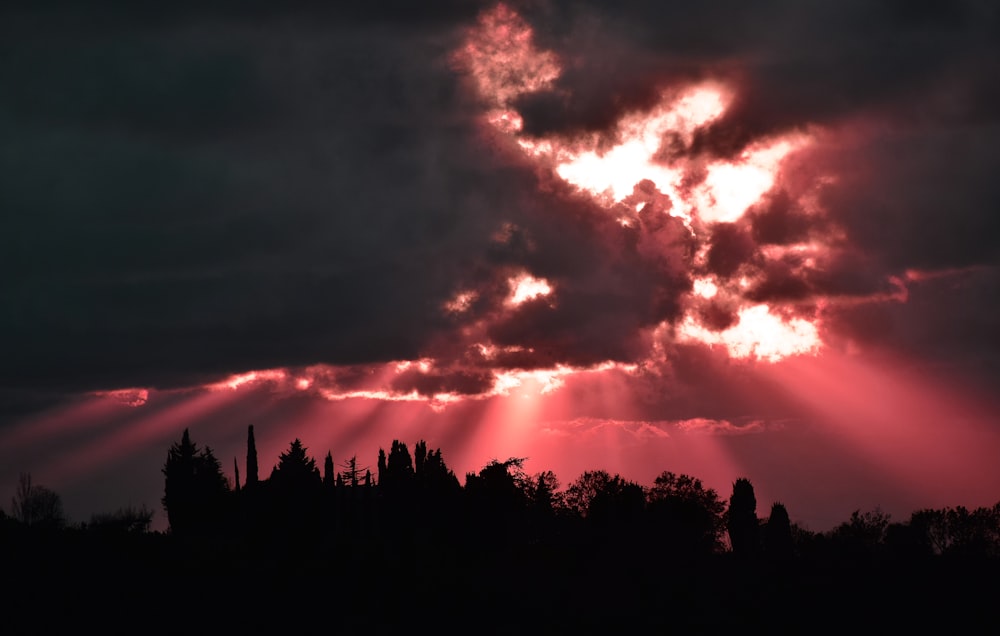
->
[[4, 427, 999, 632]]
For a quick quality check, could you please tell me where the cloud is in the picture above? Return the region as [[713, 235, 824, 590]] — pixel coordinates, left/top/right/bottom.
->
[[675, 418, 767, 436], [2, 0, 998, 406]]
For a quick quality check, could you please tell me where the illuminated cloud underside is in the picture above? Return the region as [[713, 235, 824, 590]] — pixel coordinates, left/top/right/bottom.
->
[[456, 3, 826, 366], [93, 4, 911, 409]]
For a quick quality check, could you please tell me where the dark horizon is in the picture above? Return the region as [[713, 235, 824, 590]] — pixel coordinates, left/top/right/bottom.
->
[[6, 426, 1000, 634]]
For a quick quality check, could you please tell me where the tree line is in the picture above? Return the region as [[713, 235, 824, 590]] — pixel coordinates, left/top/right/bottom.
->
[[5, 426, 999, 633], [5, 424, 1000, 564]]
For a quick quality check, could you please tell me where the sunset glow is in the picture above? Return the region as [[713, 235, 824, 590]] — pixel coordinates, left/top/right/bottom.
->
[[5, 0, 998, 546], [456, 3, 826, 363]]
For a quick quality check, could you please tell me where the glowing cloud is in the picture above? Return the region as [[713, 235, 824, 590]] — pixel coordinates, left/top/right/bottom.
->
[[547, 86, 729, 209], [94, 388, 150, 407], [445, 290, 477, 314], [694, 137, 806, 224], [455, 3, 560, 108], [209, 369, 289, 391], [677, 305, 821, 362], [507, 273, 553, 306], [450, 4, 852, 366]]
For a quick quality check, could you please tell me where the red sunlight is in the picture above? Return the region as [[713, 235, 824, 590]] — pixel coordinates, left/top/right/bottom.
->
[[763, 350, 1000, 511]]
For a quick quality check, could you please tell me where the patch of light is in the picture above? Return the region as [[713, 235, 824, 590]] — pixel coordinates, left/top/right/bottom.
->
[[678, 304, 821, 362], [445, 290, 477, 314], [508, 273, 553, 305], [692, 278, 719, 298], [210, 369, 288, 391], [95, 388, 150, 407], [694, 137, 805, 223]]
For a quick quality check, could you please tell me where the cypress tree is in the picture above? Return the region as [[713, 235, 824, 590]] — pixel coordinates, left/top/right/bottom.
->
[[764, 502, 795, 562], [727, 477, 760, 558], [246, 425, 259, 488], [324, 451, 335, 488], [377, 448, 387, 486]]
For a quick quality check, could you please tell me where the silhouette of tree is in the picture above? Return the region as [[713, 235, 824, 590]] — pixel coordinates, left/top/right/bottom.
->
[[246, 425, 259, 488], [530, 470, 560, 513], [324, 451, 335, 488], [727, 478, 760, 557], [465, 458, 531, 525], [563, 470, 610, 517], [909, 508, 950, 555], [10, 472, 65, 530], [339, 456, 368, 488], [323, 451, 337, 488], [380, 440, 415, 495], [89, 504, 154, 534], [415, 440, 428, 475], [647, 471, 726, 553], [908, 505, 1000, 558], [234, 457, 241, 493], [564, 470, 644, 525], [387, 440, 413, 477], [829, 507, 891, 559], [265, 439, 323, 536], [763, 502, 794, 562], [414, 443, 461, 492], [162, 429, 230, 536], [270, 438, 321, 489]]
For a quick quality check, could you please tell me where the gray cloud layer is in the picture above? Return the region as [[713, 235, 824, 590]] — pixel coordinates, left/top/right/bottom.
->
[[2, 0, 998, 406]]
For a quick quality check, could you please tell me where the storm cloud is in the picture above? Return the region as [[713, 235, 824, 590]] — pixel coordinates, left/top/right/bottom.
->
[[3, 0, 999, 405]]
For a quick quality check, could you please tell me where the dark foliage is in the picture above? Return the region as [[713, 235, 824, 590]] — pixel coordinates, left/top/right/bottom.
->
[[4, 432, 1000, 633], [648, 471, 727, 554], [727, 477, 760, 558], [161, 429, 230, 537]]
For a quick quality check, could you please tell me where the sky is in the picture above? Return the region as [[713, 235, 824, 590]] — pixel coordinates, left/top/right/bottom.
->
[[3, 0, 999, 533]]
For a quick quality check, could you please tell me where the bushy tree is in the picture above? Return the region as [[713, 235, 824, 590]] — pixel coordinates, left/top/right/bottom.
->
[[647, 471, 726, 553], [465, 458, 532, 530], [162, 429, 230, 536], [908, 505, 1000, 558], [564, 470, 645, 524], [530, 470, 561, 513], [270, 438, 321, 490], [829, 507, 891, 559], [10, 472, 65, 530], [89, 504, 154, 535]]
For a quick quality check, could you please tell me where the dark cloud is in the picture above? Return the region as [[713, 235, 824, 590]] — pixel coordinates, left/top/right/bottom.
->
[[812, 127, 1000, 272], [748, 190, 819, 246], [513, 0, 1000, 155], [390, 366, 495, 397], [3, 0, 999, 405], [0, 4, 502, 394], [705, 224, 757, 279]]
